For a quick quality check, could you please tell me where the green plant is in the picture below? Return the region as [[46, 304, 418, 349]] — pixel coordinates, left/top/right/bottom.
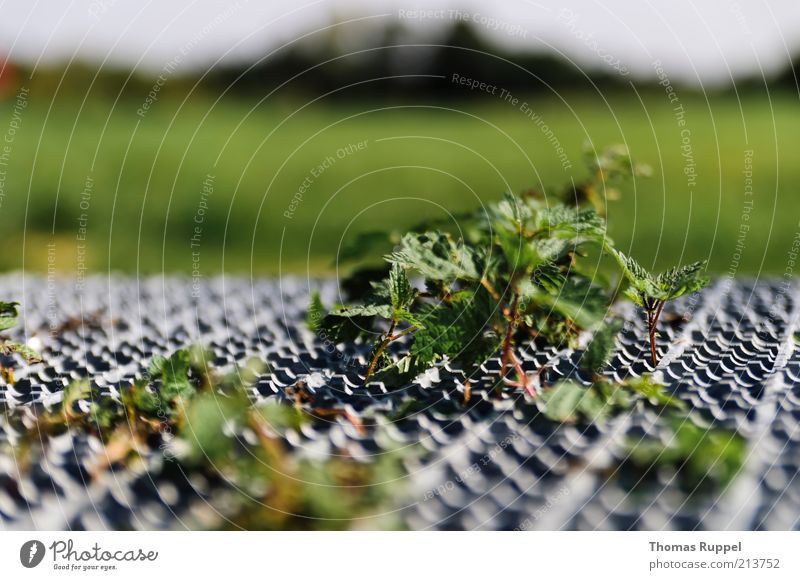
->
[[564, 144, 652, 215], [311, 145, 705, 400], [1, 347, 404, 530], [535, 322, 685, 424], [621, 414, 745, 495], [609, 249, 709, 365], [0, 301, 42, 382], [313, 194, 612, 399]]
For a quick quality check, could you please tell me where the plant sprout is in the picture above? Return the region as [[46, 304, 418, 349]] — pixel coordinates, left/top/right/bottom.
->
[[609, 248, 709, 366]]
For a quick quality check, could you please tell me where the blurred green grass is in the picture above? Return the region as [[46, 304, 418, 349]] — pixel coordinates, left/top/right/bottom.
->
[[0, 89, 797, 275]]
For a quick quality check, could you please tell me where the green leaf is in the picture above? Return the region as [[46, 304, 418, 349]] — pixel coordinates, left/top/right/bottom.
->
[[494, 225, 542, 273], [656, 261, 709, 300], [386, 232, 481, 282], [519, 275, 607, 331], [315, 298, 396, 345], [609, 248, 708, 305], [149, 349, 198, 401], [395, 309, 426, 330], [625, 414, 745, 492], [537, 206, 606, 240], [388, 263, 416, 314], [623, 375, 686, 410], [409, 287, 499, 368], [0, 302, 19, 332], [60, 380, 92, 418], [306, 291, 325, 332], [329, 303, 394, 319], [580, 319, 623, 375], [538, 380, 608, 423], [0, 341, 42, 363], [607, 247, 660, 302]]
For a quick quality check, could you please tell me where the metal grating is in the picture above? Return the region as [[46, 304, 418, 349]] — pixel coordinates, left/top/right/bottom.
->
[[0, 275, 799, 530]]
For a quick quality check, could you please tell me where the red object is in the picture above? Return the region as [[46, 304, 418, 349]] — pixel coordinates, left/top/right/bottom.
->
[[0, 57, 18, 98]]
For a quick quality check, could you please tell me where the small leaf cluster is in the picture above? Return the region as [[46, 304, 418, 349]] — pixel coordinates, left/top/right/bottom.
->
[[1, 347, 404, 530], [0, 302, 42, 381], [620, 414, 745, 495], [564, 144, 652, 214]]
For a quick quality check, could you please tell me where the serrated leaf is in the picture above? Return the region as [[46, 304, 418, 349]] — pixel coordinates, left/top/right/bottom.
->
[[150, 349, 196, 401], [580, 319, 623, 375], [386, 232, 481, 281], [608, 248, 657, 292], [656, 261, 709, 300], [388, 263, 416, 314], [409, 287, 499, 369], [537, 206, 606, 239], [329, 303, 394, 319], [609, 248, 708, 306], [306, 291, 325, 332], [519, 275, 607, 330]]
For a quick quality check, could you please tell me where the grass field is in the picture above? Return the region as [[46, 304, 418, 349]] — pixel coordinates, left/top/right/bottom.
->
[[0, 88, 797, 275]]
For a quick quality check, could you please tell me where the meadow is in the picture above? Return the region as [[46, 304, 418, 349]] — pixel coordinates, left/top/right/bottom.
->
[[0, 87, 796, 276]]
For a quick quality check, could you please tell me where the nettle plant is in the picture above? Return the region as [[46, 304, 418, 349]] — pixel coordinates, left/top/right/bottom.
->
[[610, 249, 708, 365], [310, 146, 709, 403]]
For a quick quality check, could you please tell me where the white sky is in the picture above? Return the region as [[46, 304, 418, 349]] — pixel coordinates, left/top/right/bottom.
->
[[0, 0, 798, 85]]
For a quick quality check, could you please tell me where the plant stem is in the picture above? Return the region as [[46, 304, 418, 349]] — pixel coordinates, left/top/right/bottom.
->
[[499, 292, 533, 395], [364, 320, 396, 383], [480, 277, 502, 302], [363, 320, 417, 384], [646, 300, 665, 366]]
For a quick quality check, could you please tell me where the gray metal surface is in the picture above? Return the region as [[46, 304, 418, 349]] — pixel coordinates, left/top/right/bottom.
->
[[0, 274, 798, 530]]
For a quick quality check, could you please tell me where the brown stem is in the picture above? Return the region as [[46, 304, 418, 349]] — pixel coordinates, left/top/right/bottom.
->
[[499, 292, 534, 395], [500, 293, 519, 374], [363, 319, 418, 384], [648, 328, 658, 366], [646, 300, 665, 366], [364, 324, 395, 384], [480, 277, 502, 302], [654, 300, 666, 326]]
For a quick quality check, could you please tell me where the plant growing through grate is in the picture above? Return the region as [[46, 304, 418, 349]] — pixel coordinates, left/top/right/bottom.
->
[[310, 145, 709, 403]]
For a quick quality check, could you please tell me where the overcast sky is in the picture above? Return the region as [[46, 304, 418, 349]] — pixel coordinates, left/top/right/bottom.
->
[[1, 0, 798, 85]]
